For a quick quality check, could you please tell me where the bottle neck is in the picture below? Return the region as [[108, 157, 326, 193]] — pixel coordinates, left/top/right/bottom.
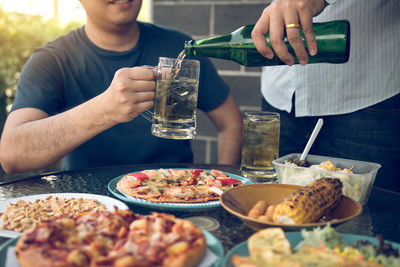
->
[[184, 40, 196, 56]]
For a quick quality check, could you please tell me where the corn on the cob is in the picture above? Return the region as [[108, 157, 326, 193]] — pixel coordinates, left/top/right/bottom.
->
[[273, 177, 343, 224]]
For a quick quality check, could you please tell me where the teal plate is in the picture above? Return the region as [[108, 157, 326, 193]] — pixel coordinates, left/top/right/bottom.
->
[[0, 230, 223, 267], [0, 237, 17, 267], [108, 169, 253, 211], [204, 230, 225, 267], [221, 232, 400, 267]]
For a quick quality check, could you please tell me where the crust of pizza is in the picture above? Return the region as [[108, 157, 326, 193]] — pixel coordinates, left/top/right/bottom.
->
[[117, 185, 219, 203], [117, 186, 161, 201]]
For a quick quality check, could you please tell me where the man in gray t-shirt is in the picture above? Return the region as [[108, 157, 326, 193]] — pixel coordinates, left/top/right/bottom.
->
[[0, 0, 243, 172]]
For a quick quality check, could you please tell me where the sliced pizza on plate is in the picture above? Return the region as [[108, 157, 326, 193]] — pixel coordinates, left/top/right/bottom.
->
[[116, 169, 244, 203]]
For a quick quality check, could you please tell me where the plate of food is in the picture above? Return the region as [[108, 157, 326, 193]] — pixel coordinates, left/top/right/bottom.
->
[[108, 168, 252, 211], [0, 209, 224, 267], [220, 178, 362, 231], [0, 193, 129, 238], [222, 225, 400, 267]]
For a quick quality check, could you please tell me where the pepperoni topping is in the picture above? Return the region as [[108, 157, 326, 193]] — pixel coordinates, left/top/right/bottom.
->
[[192, 170, 203, 176], [129, 173, 149, 181], [213, 178, 241, 186]]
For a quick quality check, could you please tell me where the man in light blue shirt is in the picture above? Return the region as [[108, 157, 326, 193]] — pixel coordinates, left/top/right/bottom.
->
[[252, 0, 400, 192]]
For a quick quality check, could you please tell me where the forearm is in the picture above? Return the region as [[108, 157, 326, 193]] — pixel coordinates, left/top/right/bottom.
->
[[0, 95, 116, 173], [205, 94, 243, 165], [0, 67, 155, 173], [217, 126, 242, 165]]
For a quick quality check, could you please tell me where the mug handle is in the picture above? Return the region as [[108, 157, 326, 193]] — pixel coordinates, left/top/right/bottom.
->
[[140, 109, 154, 122], [138, 65, 159, 123], [139, 64, 176, 122], [144, 65, 159, 75]]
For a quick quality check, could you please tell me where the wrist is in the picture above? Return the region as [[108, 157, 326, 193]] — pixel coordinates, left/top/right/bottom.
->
[[85, 93, 117, 129]]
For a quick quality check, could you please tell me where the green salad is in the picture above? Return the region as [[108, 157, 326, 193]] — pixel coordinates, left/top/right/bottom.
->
[[296, 225, 400, 267]]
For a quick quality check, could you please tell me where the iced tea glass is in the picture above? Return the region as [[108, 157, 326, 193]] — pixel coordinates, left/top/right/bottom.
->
[[240, 111, 280, 182], [150, 57, 200, 140]]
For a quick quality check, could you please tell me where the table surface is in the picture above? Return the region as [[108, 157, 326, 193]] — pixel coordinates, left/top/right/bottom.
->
[[1, 163, 399, 254]]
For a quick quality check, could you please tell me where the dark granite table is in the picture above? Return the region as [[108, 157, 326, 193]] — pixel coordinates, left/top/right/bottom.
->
[[1, 163, 399, 253]]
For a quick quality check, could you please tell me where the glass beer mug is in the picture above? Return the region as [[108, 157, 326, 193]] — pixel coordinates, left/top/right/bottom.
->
[[141, 57, 200, 140]]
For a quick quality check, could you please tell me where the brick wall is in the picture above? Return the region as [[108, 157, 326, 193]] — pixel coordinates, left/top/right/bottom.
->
[[152, 0, 269, 164]]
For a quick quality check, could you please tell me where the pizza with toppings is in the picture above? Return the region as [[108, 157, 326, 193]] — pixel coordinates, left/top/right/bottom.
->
[[15, 209, 206, 267], [116, 169, 244, 203]]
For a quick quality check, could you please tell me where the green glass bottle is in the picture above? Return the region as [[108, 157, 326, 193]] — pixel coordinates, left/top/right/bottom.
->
[[184, 20, 350, 67]]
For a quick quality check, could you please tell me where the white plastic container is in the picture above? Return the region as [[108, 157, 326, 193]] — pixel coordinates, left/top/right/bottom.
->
[[272, 153, 381, 205]]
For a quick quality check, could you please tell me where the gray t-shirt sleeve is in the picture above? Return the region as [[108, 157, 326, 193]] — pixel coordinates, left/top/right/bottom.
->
[[11, 47, 63, 115], [195, 55, 230, 112]]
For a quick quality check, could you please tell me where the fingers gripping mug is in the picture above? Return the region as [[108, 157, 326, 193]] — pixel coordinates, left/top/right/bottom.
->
[[142, 57, 200, 140]]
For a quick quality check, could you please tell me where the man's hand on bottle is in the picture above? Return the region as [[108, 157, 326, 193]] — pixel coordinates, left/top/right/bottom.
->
[[252, 0, 327, 66]]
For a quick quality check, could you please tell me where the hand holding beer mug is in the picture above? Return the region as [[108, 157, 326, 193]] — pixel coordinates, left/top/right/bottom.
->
[[240, 111, 280, 182], [142, 57, 200, 139]]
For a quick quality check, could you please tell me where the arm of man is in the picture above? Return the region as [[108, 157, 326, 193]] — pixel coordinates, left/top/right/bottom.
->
[[205, 93, 243, 165], [0, 67, 155, 173], [251, 0, 328, 65]]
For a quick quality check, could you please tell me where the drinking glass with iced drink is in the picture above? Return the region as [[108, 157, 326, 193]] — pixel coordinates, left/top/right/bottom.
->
[[240, 111, 280, 182]]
